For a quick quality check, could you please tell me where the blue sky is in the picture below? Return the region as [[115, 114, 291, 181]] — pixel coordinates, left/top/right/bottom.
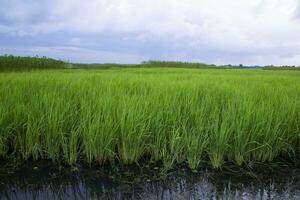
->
[[1, 0, 300, 65]]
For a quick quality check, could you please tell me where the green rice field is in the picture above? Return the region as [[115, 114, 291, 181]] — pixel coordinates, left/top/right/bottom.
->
[[1, 64, 300, 169]]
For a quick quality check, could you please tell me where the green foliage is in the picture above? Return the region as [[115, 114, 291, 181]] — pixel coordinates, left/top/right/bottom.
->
[[263, 65, 300, 70], [72, 61, 218, 70], [0, 55, 69, 71], [0, 67, 299, 169], [141, 60, 218, 69]]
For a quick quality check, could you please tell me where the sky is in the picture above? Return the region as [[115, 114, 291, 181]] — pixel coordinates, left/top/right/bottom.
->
[[1, 0, 300, 65]]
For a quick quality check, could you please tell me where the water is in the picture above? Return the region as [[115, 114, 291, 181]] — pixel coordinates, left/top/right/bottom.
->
[[0, 161, 299, 200]]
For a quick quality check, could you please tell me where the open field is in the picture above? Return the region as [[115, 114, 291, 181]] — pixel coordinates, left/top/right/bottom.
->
[[0, 65, 300, 169]]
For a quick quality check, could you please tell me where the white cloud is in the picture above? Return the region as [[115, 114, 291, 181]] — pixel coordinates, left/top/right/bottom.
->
[[70, 37, 81, 45], [1, 0, 300, 65]]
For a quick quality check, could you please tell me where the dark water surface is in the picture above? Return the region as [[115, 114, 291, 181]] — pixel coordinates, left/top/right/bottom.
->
[[0, 161, 299, 200]]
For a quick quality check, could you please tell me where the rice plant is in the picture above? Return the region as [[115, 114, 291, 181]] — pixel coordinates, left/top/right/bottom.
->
[[0, 67, 299, 169]]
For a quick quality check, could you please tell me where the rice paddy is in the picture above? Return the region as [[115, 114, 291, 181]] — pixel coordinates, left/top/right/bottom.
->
[[0, 62, 300, 169]]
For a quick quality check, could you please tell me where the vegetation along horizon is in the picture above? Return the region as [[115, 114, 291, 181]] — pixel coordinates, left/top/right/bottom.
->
[[0, 55, 299, 170]]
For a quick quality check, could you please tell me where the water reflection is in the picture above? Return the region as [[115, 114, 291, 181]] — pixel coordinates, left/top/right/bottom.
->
[[0, 162, 299, 200]]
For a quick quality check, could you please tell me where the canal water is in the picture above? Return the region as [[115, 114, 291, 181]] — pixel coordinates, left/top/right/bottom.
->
[[0, 161, 299, 200]]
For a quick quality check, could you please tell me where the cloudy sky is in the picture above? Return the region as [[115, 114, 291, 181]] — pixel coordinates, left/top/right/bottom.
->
[[1, 0, 300, 65]]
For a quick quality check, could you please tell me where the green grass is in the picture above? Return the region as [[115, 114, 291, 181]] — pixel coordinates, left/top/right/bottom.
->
[[0, 67, 300, 169]]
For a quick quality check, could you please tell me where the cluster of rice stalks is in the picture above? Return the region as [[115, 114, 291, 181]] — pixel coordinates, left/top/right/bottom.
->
[[0, 68, 299, 169]]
